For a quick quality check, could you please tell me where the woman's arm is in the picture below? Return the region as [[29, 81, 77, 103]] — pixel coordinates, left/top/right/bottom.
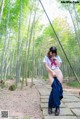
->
[[53, 57, 62, 67], [55, 59, 61, 67], [44, 63, 56, 77]]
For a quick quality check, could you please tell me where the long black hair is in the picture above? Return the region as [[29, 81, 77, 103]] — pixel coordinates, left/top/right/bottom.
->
[[47, 46, 57, 58]]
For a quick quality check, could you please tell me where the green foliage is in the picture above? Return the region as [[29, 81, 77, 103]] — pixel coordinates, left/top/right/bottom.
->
[[0, 80, 5, 88], [0, 0, 80, 88], [9, 84, 16, 91], [23, 115, 30, 119], [67, 80, 80, 88]]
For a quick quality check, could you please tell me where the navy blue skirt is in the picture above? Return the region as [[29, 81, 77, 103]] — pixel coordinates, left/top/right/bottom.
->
[[48, 77, 63, 108]]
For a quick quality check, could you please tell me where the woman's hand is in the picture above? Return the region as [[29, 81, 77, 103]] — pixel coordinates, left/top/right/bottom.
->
[[51, 70, 56, 77], [44, 63, 56, 77], [53, 57, 57, 60], [53, 57, 61, 67]]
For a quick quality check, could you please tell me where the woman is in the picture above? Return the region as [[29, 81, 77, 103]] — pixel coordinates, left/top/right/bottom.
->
[[43, 46, 63, 116]]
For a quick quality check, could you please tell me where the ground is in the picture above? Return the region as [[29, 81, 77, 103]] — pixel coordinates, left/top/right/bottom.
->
[[35, 79, 80, 119], [0, 79, 80, 119], [0, 81, 43, 119]]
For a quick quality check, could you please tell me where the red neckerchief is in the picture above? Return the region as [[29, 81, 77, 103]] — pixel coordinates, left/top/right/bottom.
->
[[49, 58, 57, 67]]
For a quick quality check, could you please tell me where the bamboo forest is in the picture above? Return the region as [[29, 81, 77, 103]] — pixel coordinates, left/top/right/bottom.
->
[[0, 0, 80, 119]]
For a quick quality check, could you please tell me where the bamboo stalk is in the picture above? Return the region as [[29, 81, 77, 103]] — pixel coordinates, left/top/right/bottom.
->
[[25, 8, 36, 86], [67, 4, 80, 48], [16, 0, 22, 86], [22, 12, 32, 88], [0, 0, 5, 22], [1, 0, 10, 81]]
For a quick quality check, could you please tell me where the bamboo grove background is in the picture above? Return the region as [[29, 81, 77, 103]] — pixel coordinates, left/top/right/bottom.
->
[[0, 0, 80, 88]]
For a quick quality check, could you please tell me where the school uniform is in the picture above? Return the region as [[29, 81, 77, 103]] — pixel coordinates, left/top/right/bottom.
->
[[43, 55, 63, 113]]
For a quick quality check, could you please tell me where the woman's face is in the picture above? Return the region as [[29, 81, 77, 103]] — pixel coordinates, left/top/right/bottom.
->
[[50, 52, 56, 57]]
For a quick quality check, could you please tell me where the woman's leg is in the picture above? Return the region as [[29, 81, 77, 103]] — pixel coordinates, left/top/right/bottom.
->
[[48, 72, 54, 85], [48, 72, 54, 114], [53, 69, 63, 115], [54, 69, 63, 84]]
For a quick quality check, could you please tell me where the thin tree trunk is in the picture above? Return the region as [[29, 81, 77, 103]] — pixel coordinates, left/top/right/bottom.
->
[[73, 3, 80, 43], [16, 0, 22, 86], [73, 3, 80, 25], [30, 9, 37, 87], [25, 10, 36, 86], [67, 4, 80, 47], [30, 28, 35, 88], [1, 0, 10, 81], [21, 12, 32, 89], [0, 0, 5, 22], [4, 25, 12, 80]]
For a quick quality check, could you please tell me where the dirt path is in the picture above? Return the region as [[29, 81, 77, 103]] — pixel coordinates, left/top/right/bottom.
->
[[0, 83, 43, 119]]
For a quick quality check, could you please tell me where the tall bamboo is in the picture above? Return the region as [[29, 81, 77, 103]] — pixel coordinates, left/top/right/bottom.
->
[[67, 4, 80, 47], [16, 0, 22, 86], [73, 4, 80, 43], [21, 13, 32, 88], [25, 8, 37, 86], [1, 0, 10, 81], [0, 0, 5, 22]]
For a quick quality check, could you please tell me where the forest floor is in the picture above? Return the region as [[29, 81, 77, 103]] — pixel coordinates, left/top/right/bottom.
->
[[0, 79, 43, 119], [62, 83, 80, 97]]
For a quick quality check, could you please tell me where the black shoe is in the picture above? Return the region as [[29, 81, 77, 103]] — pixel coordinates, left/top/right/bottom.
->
[[55, 107, 60, 116], [48, 107, 52, 114]]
